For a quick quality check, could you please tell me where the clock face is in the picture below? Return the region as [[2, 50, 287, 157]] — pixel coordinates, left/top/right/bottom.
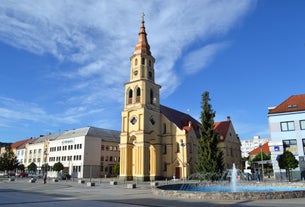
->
[[130, 117, 137, 125], [134, 70, 138, 76]]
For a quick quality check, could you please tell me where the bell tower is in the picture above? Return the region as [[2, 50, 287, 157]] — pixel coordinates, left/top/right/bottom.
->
[[120, 14, 162, 181]]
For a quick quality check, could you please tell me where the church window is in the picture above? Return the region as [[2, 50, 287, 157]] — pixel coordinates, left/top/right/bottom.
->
[[149, 60, 151, 67], [148, 71, 152, 79], [150, 89, 154, 104], [176, 143, 180, 153], [150, 117, 155, 125], [135, 58, 138, 66], [163, 163, 167, 172], [128, 89, 133, 104], [141, 57, 145, 65], [163, 123, 166, 134], [163, 144, 167, 154], [136, 88, 141, 103]]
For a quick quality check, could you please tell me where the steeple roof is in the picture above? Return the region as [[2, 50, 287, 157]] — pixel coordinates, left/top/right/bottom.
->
[[134, 13, 151, 55]]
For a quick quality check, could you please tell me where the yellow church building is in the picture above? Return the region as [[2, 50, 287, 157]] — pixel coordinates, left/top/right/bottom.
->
[[119, 16, 201, 181], [119, 15, 241, 181]]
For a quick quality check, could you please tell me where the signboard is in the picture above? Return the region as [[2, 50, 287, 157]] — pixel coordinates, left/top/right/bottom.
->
[[274, 146, 280, 151]]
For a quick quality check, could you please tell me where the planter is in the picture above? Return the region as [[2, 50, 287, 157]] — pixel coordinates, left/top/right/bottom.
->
[[87, 182, 95, 187], [127, 183, 136, 189], [110, 181, 117, 185]]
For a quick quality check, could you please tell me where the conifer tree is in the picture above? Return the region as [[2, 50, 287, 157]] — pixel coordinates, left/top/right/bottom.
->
[[197, 91, 224, 180]]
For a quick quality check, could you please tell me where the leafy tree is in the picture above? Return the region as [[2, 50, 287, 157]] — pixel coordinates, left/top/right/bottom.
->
[[0, 146, 19, 174], [53, 162, 64, 173], [113, 163, 120, 176], [252, 152, 271, 162], [278, 151, 298, 182], [197, 91, 224, 180], [17, 164, 25, 172], [41, 163, 51, 173], [27, 162, 37, 173]]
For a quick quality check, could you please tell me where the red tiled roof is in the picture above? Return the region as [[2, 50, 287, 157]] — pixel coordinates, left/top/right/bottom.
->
[[248, 142, 270, 155], [214, 121, 230, 138], [11, 138, 34, 149], [160, 105, 200, 137], [268, 94, 305, 114]]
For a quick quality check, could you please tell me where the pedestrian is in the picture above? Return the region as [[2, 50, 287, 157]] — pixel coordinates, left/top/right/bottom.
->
[[43, 173, 47, 184]]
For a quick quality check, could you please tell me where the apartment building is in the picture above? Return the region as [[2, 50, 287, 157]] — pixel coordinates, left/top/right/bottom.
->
[[15, 127, 120, 178], [268, 94, 305, 180], [241, 136, 269, 158]]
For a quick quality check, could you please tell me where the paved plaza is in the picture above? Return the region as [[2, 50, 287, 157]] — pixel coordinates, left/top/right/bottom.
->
[[1, 178, 305, 207]]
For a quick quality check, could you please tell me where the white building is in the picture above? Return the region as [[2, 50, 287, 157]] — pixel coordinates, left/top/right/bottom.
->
[[20, 126, 120, 178], [268, 94, 305, 180], [241, 136, 269, 158]]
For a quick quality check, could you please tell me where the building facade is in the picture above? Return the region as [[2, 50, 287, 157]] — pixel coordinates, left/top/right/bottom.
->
[[241, 136, 269, 158], [119, 16, 201, 181], [215, 117, 242, 170], [119, 16, 242, 181], [268, 94, 305, 180], [15, 127, 120, 178]]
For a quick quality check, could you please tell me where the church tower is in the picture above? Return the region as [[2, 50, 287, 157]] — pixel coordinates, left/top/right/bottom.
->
[[120, 14, 162, 181]]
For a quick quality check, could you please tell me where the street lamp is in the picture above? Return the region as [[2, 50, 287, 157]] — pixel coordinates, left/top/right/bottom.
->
[[180, 139, 185, 182], [259, 143, 264, 182]]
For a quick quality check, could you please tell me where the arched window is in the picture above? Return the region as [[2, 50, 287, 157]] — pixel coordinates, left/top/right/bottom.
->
[[141, 57, 145, 65], [136, 87, 141, 103], [128, 89, 133, 104], [135, 58, 138, 66], [150, 89, 154, 104], [163, 123, 166, 134]]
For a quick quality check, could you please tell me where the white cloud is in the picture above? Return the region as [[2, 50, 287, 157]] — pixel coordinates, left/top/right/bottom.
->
[[0, 1, 256, 136], [182, 42, 230, 74]]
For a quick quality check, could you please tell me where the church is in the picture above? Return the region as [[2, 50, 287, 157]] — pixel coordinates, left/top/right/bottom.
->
[[119, 15, 241, 181], [119, 15, 201, 181]]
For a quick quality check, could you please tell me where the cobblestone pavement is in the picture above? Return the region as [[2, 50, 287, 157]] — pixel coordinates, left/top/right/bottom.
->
[[1, 178, 305, 207]]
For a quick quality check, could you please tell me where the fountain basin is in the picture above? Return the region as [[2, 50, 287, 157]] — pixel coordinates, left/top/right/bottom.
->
[[153, 182, 305, 200]]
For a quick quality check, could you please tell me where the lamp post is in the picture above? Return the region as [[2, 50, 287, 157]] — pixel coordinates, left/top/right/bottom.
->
[[180, 139, 185, 182], [259, 143, 264, 182]]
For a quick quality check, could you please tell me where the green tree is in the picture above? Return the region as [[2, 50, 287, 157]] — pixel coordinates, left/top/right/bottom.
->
[[113, 163, 120, 176], [252, 152, 271, 162], [17, 164, 25, 172], [197, 91, 224, 180], [41, 163, 51, 173], [53, 162, 64, 173], [278, 151, 298, 182], [0, 146, 19, 174], [27, 162, 37, 173]]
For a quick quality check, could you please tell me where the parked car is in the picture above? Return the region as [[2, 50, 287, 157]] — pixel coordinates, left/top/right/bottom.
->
[[7, 172, 16, 177], [17, 172, 28, 177], [58, 173, 71, 180], [29, 173, 43, 178]]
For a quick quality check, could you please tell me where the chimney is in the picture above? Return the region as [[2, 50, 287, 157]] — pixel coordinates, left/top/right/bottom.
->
[[227, 116, 231, 121]]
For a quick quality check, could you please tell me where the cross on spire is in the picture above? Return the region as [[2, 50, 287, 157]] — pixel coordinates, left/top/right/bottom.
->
[[141, 12, 145, 22]]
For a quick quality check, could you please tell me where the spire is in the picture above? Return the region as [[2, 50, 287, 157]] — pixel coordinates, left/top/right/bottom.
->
[[134, 13, 151, 55]]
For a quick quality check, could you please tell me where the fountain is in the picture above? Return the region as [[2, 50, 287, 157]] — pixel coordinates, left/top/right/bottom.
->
[[153, 164, 305, 200], [231, 163, 237, 192]]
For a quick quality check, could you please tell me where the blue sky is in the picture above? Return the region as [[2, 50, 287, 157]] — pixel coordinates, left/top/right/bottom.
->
[[1, 1, 304, 143]]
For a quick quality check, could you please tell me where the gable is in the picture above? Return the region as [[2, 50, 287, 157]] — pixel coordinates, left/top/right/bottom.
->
[[160, 105, 200, 137], [269, 94, 305, 114]]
